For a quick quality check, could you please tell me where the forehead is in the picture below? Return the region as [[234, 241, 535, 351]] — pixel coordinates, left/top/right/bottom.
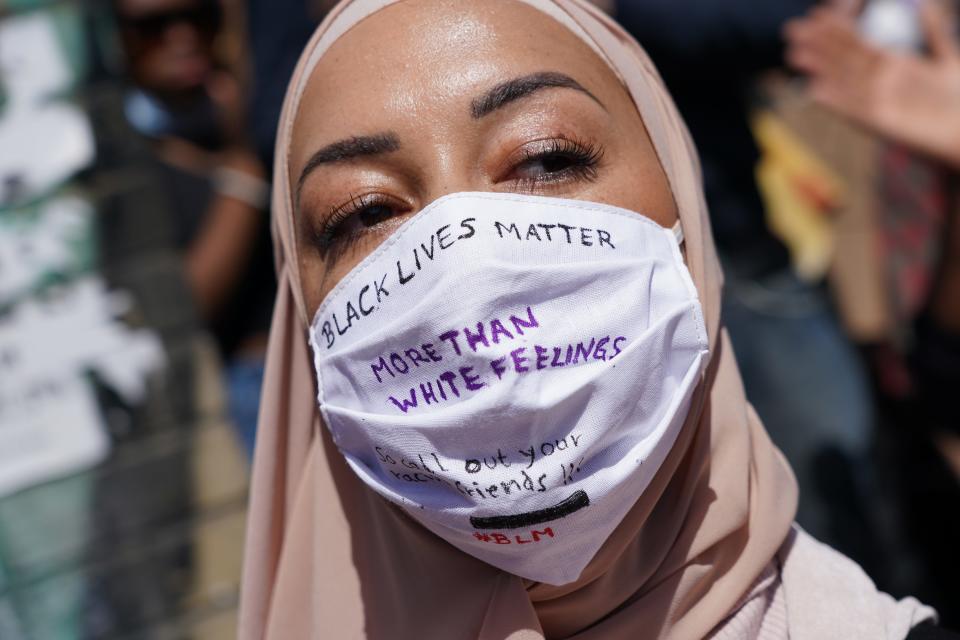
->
[[289, 0, 623, 170]]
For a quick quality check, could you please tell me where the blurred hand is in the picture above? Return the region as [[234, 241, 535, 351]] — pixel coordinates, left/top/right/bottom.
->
[[785, 1, 960, 169]]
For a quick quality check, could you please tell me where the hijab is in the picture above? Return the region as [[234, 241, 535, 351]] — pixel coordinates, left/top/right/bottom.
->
[[239, 1, 798, 637]]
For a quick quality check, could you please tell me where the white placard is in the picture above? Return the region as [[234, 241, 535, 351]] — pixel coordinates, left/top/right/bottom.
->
[[0, 376, 107, 496], [0, 12, 95, 205], [0, 278, 164, 496], [0, 195, 93, 306]]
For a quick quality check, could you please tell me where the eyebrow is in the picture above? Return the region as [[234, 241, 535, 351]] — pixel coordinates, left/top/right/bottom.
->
[[470, 71, 604, 119], [296, 132, 400, 201], [295, 73, 601, 202]]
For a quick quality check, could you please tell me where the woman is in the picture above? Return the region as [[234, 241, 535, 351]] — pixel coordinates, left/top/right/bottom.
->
[[240, 0, 939, 637]]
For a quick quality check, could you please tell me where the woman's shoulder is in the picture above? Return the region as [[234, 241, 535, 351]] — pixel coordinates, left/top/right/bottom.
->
[[777, 525, 938, 639]]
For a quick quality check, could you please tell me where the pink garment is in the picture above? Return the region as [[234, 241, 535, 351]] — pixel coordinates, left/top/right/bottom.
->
[[710, 527, 936, 640]]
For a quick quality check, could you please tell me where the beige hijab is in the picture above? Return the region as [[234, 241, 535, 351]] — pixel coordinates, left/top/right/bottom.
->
[[239, 1, 798, 638]]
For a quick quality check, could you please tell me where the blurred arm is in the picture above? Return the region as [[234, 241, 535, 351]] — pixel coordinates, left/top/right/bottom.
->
[[186, 150, 266, 320], [785, 2, 960, 170]]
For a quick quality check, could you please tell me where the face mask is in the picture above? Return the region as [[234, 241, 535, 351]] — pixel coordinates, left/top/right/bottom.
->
[[308, 192, 708, 585]]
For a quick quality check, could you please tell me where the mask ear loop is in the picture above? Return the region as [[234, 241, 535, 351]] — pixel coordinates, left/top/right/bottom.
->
[[672, 220, 684, 246]]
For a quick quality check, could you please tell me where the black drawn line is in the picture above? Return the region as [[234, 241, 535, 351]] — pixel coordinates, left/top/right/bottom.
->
[[469, 490, 590, 530]]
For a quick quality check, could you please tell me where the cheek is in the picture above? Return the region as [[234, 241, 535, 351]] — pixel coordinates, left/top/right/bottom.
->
[[299, 254, 361, 320], [601, 108, 678, 226], [587, 157, 677, 228], [298, 255, 329, 320], [620, 165, 676, 225]]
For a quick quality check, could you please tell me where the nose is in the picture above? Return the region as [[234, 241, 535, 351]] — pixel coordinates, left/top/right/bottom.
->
[[416, 140, 486, 209]]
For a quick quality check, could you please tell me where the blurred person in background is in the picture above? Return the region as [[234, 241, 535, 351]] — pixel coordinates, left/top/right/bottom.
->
[[787, 0, 960, 622], [115, 0, 275, 455], [606, 0, 885, 577]]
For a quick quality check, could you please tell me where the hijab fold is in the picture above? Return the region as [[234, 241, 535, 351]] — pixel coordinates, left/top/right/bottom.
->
[[240, 1, 799, 637]]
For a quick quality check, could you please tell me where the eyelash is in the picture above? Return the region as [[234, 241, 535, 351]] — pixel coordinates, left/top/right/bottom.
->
[[508, 136, 604, 190], [312, 192, 400, 256], [313, 136, 605, 255]]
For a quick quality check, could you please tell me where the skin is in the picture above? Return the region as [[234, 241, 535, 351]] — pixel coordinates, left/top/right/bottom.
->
[[290, 0, 678, 317], [117, 0, 215, 96]]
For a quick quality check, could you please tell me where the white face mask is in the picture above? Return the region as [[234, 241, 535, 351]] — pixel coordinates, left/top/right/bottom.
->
[[309, 192, 708, 585]]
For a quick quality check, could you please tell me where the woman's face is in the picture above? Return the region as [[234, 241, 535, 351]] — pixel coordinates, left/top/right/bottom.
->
[[290, 0, 677, 316]]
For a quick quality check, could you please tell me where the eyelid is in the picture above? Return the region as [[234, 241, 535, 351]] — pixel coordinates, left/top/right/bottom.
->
[[311, 191, 410, 258], [494, 135, 605, 192], [493, 134, 599, 180]]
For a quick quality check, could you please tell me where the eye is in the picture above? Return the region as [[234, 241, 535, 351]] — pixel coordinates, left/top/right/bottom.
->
[[505, 136, 604, 190], [312, 193, 409, 257]]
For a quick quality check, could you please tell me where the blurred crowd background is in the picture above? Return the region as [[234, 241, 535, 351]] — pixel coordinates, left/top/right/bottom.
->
[[0, 0, 957, 637]]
